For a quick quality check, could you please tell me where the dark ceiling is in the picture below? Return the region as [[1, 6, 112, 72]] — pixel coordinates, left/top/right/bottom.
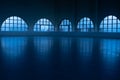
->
[[0, 0, 119, 25]]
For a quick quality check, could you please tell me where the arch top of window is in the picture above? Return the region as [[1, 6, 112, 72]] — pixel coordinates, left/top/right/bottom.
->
[[1, 16, 28, 31], [77, 17, 94, 31], [60, 19, 72, 25], [103, 15, 118, 20], [100, 15, 120, 26], [59, 19, 72, 28], [100, 15, 120, 32], [35, 18, 53, 25], [80, 17, 92, 20], [4, 16, 26, 21], [78, 17, 93, 23], [34, 18, 54, 32]]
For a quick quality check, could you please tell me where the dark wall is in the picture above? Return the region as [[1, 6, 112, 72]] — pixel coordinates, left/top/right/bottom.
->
[[0, 0, 119, 29], [0, 0, 55, 28], [76, 0, 97, 28], [98, 0, 120, 25]]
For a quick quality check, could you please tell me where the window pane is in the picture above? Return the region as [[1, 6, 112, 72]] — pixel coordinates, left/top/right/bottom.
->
[[59, 19, 72, 32], [77, 17, 94, 32], [1, 16, 28, 31], [100, 15, 120, 32], [34, 18, 54, 32]]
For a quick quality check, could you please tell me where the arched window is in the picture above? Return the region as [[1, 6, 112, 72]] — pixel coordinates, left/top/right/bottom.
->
[[34, 18, 54, 32], [59, 19, 72, 32], [100, 15, 120, 32], [1, 16, 28, 31], [77, 17, 94, 32]]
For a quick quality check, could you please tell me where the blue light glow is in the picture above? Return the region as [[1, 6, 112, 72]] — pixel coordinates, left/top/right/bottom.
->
[[100, 15, 120, 32], [34, 18, 54, 32], [100, 39, 120, 57], [1, 16, 28, 31], [77, 38, 93, 56], [34, 37, 53, 55], [1, 37, 27, 59], [100, 39, 120, 72], [59, 19, 72, 32], [60, 38, 72, 54], [77, 17, 94, 32]]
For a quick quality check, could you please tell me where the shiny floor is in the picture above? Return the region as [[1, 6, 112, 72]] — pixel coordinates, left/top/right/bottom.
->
[[0, 37, 120, 80]]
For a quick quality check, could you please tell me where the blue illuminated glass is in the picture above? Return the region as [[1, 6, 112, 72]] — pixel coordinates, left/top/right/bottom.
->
[[77, 17, 94, 32], [100, 15, 120, 32], [34, 18, 54, 32], [59, 19, 72, 32], [1, 16, 28, 31]]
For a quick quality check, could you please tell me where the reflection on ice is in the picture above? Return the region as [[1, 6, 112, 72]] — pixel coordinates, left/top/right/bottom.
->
[[60, 38, 72, 54], [100, 39, 120, 75], [1, 37, 27, 59], [77, 38, 93, 56], [100, 39, 120, 57], [34, 37, 53, 56]]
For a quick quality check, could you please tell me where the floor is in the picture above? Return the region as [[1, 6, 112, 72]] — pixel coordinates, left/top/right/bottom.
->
[[0, 36, 120, 80]]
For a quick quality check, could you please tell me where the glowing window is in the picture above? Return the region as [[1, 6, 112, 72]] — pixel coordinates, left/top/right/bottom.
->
[[34, 18, 54, 32], [77, 17, 94, 32], [100, 15, 120, 32], [59, 19, 72, 32], [1, 16, 28, 31]]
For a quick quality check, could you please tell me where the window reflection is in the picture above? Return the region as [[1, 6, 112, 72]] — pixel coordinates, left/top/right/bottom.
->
[[77, 38, 93, 68], [34, 18, 54, 32], [1, 37, 27, 59], [100, 39, 120, 57], [59, 19, 72, 32], [34, 37, 53, 55], [59, 38, 72, 68], [77, 17, 94, 32], [77, 38, 93, 56], [60, 38, 72, 54], [100, 15, 120, 32], [100, 39, 120, 74], [1, 16, 28, 31]]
